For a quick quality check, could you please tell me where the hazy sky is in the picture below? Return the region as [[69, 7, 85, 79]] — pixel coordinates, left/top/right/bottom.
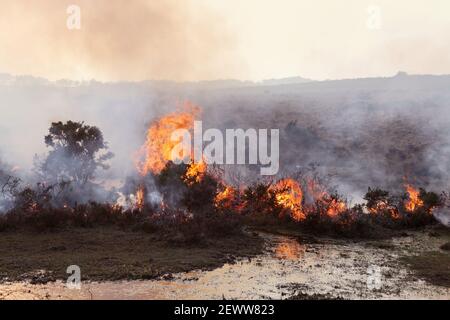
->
[[0, 0, 449, 81]]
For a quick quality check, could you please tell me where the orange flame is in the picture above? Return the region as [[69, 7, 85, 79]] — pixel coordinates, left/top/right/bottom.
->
[[368, 203, 400, 219], [215, 186, 237, 208], [135, 103, 200, 176], [326, 198, 347, 217], [184, 160, 207, 184], [136, 186, 145, 210], [272, 179, 305, 221], [405, 184, 423, 212], [306, 178, 346, 217]]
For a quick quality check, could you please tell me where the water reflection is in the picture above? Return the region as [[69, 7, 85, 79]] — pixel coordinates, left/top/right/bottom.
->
[[274, 239, 305, 260]]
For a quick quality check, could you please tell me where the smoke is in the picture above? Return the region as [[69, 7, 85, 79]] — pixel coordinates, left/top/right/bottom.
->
[[0, 157, 20, 212], [433, 208, 450, 227], [189, 74, 450, 200], [1, 73, 450, 223], [0, 0, 243, 82]]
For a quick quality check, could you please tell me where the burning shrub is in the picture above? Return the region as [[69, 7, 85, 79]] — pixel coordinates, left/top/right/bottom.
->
[[301, 204, 334, 233], [400, 187, 441, 227], [237, 177, 442, 237], [364, 187, 401, 226], [270, 179, 305, 221], [242, 182, 284, 219], [182, 173, 218, 214], [11, 181, 66, 214], [156, 161, 219, 215], [1, 109, 445, 239], [418, 189, 442, 212], [155, 161, 189, 207], [363, 185, 442, 228], [364, 187, 392, 211], [214, 186, 244, 213]]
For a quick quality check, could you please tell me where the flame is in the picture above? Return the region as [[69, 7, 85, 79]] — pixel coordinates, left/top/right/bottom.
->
[[272, 179, 305, 221], [184, 160, 207, 184], [368, 203, 400, 219], [326, 198, 347, 217], [215, 186, 237, 209], [135, 186, 145, 210], [306, 178, 346, 217], [405, 184, 424, 212], [114, 186, 145, 211], [135, 103, 200, 175], [215, 186, 234, 206], [29, 202, 39, 213]]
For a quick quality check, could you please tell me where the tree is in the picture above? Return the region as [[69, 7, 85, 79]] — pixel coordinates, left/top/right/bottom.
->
[[364, 187, 391, 211], [37, 121, 113, 187]]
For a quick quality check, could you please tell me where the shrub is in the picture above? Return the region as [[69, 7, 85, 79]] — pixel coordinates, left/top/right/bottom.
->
[[242, 182, 283, 218]]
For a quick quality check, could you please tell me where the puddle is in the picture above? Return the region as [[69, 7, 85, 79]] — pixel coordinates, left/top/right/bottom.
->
[[0, 232, 449, 300], [274, 238, 305, 260]]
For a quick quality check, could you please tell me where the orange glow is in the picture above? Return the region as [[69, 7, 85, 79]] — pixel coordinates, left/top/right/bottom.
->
[[215, 186, 237, 209], [368, 204, 400, 219], [272, 178, 305, 221], [405, 184, 424, 212], [135, 102, 200, 175], [29, 202, 39, 213], [275, 240, 304, 260], [184, 160, 207, 184], [136, 186, 145, 210], [326, 198, 347, 217], [307, 178, 346, 217]]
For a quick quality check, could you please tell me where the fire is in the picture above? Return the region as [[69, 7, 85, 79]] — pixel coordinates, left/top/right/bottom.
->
[[405, 184, 424, 212], [368, 204, 400, 219], [29, 202, 39, 213], [272, 179, 305, 221], [135, 103, 200, 176], [326, 198, 347, 217], [306, 178, 346, 217], [269, 178, 347, 221], [135, 186, 145, 210], [114, 185, 146, 211], [215, 186, 234, 205], [184, 160, 207, 184], [215, 186, 237, 209]]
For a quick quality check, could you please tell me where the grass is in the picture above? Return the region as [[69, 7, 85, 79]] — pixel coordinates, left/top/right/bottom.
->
[[399, 227, 450, 288], [401, 251, 450, 288], [0, 226, 264, 283]]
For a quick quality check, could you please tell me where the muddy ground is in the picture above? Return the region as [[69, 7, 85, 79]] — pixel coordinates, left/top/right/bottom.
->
[[0, 226, 264, 283], [0, 225, 448, 300]]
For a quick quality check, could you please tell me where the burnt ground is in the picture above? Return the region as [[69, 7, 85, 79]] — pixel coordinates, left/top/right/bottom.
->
[[0, 226, 264, 283]]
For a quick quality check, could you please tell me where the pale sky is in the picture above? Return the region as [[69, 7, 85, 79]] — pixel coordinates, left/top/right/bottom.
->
[[0, 0, 449, 81]]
